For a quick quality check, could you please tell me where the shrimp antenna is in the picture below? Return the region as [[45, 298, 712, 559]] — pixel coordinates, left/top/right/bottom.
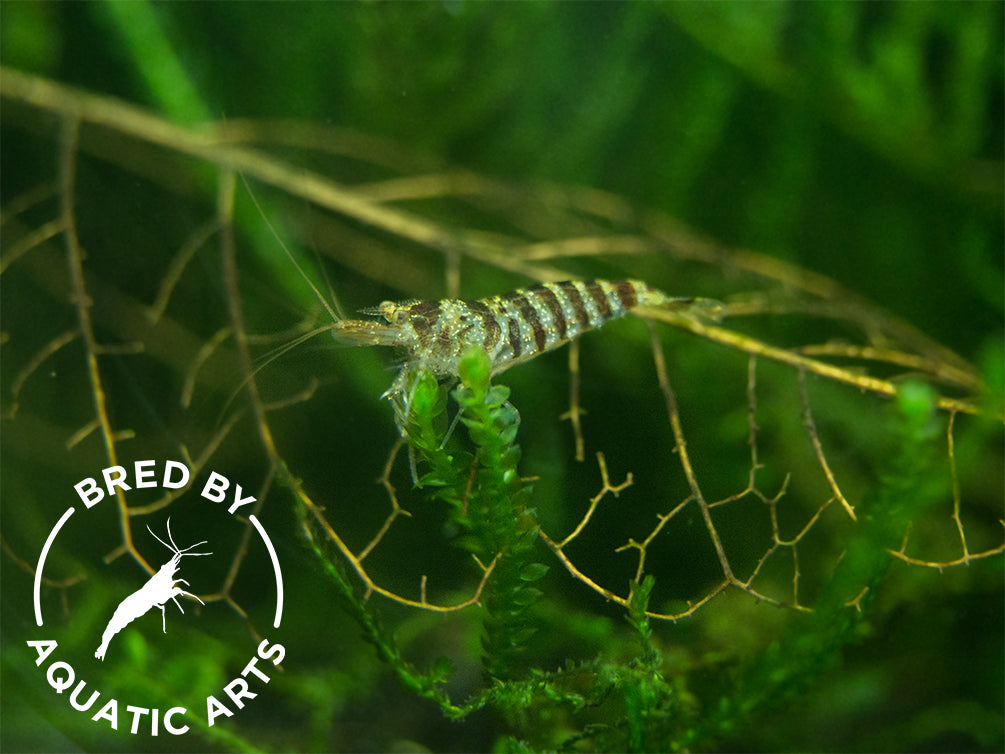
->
[[147, 517, 211, 557], [147, 520, 176, 555], [238, 173, 345, 322], [214, 321, 343, 429]]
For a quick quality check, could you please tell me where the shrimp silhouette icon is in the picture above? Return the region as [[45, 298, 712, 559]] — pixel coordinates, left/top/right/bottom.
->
[[95, 518, 212, 661]]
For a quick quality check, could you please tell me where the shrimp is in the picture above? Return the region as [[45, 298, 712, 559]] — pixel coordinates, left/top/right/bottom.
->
[[94, 518, 212, 661], [328, 279, 709, 427]]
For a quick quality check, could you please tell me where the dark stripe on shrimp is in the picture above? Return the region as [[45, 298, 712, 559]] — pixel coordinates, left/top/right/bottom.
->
[[507, 317, 522, 358], [509, 294, 547, 354], [533, 285, 567, 341], [465, 299, 502, 352], [407, 300, 440, 348], [585, 281, 611, 320], [559, 281, 591, 330], [614, 280, 638, 310]]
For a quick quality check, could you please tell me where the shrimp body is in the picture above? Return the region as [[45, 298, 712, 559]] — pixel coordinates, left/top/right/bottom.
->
[[94, 520, 211, 661], [331, 279, 693, 408]]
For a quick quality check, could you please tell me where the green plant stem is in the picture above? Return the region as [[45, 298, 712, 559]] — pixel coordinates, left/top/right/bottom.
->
[[407, 350, 543, 682]]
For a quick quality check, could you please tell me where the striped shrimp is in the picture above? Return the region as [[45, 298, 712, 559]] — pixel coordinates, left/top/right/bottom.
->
[[327, 279, 702, 428], [249, 186, 712, 429]]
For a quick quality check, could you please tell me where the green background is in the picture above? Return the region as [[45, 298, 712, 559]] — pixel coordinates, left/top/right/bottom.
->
[[1, 2, 1002, 752]]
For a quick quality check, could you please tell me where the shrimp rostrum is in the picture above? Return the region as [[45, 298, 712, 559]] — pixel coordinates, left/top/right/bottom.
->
[[94, 518, 212, 661]]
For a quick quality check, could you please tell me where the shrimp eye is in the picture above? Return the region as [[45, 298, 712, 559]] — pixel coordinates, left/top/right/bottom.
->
[[378, 301, 410, 326]]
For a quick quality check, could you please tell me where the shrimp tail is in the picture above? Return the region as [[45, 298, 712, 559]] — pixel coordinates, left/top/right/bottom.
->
[[94, 592, 146, 660]]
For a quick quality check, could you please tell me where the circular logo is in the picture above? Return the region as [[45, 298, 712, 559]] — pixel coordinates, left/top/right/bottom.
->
[[27, 459, 286, 738]]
